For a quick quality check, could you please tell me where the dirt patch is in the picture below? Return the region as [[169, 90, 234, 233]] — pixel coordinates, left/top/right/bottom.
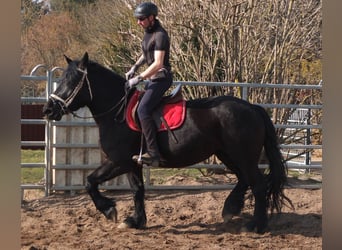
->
[[21, 177, 321, 250]]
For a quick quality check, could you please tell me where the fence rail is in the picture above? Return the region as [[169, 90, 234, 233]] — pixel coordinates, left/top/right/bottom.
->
[[21, 66, 322, 198]]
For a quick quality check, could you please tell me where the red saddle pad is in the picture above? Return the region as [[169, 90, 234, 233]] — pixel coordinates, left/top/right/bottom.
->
[[126, 91, 186, 132]]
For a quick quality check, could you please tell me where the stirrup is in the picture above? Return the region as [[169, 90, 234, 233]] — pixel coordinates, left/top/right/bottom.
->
[[132, 153, 159, 167]]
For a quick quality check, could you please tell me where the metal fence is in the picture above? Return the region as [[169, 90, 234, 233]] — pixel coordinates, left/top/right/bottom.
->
[[20, 66, 322, 198]]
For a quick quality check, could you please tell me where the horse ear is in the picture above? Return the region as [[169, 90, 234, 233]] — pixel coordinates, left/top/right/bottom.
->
[[64, 55, 72, 64], [79, 52, 89, 70]]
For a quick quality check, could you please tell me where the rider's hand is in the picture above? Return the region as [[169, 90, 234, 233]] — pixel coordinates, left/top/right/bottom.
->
[[125, 65, 138, 80], [126, 75, 143, 89]]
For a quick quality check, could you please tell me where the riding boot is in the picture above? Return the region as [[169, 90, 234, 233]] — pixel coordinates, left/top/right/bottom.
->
[[133, 117, 160, 167]]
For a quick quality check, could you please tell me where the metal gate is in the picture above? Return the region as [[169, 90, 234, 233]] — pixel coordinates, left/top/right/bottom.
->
[[21, 65, 322, 198]]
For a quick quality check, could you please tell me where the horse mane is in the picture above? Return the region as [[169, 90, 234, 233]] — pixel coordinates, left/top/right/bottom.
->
[[65, 58, 126, 84], [87, 61, 126, 83]]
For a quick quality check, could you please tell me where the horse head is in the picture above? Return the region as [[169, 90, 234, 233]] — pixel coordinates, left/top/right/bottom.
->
[[43, 52, 93, 121]]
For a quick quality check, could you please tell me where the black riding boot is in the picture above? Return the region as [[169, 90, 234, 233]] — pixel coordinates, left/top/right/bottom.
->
[[133, 117, 160, 167]]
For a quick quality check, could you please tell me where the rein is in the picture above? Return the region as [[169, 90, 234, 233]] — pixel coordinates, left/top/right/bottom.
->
[[71, 91, 129, 122], [49, 67, 129, 122]]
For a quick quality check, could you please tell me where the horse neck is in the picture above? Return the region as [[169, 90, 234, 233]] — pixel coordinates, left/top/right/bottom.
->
[[86, 68, 126, 120]]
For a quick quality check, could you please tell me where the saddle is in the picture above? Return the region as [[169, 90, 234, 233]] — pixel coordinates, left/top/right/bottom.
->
[[126, 84, 186, 133]]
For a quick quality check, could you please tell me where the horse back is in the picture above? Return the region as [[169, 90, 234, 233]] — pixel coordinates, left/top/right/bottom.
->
[[184, 95, 265, 137]]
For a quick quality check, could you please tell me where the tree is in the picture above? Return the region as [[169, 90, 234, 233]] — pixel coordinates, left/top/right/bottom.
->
[[21, 0, 45, 31], [49, 0, 97, 12], [22, 11, 88, 74], [21, 0, 322, 163], [158, 0, 322, 134], [21, 0, 322, 125]]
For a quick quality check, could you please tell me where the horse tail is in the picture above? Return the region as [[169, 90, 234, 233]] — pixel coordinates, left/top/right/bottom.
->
[[254, 105, 294, 213]]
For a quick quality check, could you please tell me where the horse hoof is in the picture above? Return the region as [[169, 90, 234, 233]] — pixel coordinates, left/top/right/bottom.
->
[[245, 221, 256, 232], [117, 222, 129, 229], [103, 207, 118, 222], [241, 226, 266, 234], [243, 221, 267, 234], [223, 214, 233, 223]]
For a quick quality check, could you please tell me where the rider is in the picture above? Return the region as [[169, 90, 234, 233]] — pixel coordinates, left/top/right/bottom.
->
[[125, 2, 173, 167]]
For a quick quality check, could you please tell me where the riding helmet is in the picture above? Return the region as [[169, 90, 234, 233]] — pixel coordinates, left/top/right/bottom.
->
[[134, 2, 158, 18]]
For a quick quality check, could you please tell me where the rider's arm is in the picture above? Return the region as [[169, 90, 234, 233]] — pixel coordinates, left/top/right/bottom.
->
[[139, 50, 165, 80], [134, 54, 146, 69]]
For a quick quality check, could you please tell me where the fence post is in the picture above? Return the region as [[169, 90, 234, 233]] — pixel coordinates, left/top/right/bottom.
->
[[241, 84, 248, 100], [305, 109, 312, 167], [45, 68, 52, 196]]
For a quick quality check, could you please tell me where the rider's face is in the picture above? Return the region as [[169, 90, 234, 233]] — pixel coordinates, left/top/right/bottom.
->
[[137, 15, 153, 29]]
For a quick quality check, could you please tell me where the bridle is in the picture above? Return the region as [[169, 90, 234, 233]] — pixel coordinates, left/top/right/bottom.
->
[[49, 67, 92, 114], [48, 67, 129, 121]]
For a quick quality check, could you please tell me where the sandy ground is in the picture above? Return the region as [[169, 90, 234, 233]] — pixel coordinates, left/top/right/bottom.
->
[[21, 172, 322, 250]]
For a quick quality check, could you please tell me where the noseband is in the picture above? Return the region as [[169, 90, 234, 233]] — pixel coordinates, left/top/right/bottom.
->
[[49, 68, 93, 115]]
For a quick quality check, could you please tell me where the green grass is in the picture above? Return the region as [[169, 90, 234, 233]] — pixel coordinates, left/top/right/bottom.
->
[[21, 149, 45, 163], [21, 150, 205, 185], [21, 150, 45, 184], [147, 168, 205, 184], [149, 168, 202, 178]]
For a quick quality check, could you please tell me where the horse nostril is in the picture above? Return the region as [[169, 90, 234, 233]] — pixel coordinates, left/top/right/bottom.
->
[[42, 106, 49, 115], [42, 103, 53, 116]]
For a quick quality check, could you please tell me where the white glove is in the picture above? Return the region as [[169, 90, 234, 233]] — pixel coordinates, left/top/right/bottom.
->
[[125, 65, 138, 80], [125, 75, 143, 89]]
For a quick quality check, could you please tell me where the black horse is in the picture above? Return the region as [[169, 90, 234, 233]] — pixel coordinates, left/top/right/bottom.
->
[[43, 52, 292, 234]]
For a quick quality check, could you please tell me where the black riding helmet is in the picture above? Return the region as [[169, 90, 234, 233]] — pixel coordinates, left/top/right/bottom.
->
[[134, 2, 158, 18]]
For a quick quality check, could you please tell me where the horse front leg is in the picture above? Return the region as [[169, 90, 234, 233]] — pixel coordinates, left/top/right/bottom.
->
[[118, 168, 147, 229], [86, 159, 129, 221]]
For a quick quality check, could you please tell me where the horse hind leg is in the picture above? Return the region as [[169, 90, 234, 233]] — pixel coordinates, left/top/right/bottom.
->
[[243, 169, 268, 234], [118, 169, 147, 229], [216, 152, 248, 223], [221, 178, 248, 223], [217, 152, 268, 233]]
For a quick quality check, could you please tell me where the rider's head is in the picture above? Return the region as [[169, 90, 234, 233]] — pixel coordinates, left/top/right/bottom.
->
[[134, 2, 158, 18], [134, 2, 158, 30]]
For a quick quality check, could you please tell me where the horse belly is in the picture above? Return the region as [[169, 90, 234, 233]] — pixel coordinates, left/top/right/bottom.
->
[[158, 126, 218, 167]]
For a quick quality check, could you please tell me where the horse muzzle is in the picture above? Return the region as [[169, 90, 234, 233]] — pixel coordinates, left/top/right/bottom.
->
[[43, 98, 67, 121]]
